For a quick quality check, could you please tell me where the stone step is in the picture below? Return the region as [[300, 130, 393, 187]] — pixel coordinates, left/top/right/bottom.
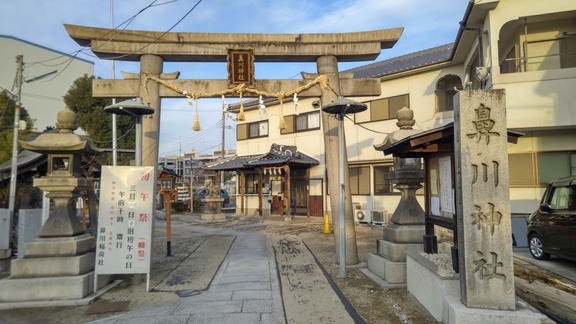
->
[[10, 252, 95, 278], [0, 272, 94, 302], [23, 234, 95, 257]]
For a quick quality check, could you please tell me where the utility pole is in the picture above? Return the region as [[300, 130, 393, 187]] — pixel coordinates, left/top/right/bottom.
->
[[8, 54, 24, 248], [220, 100, 226, 187], [110, 0, 117, 166]]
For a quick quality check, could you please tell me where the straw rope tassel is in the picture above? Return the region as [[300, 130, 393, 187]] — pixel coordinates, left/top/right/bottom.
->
[[192, 96, 201, 131], [237, 91, 246, 121], [279, 95, 286, 130]]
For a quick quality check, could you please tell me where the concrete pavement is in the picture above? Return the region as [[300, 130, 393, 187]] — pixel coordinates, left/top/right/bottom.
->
[[90, 229, 286, 324], [513, 247, 576, 283]]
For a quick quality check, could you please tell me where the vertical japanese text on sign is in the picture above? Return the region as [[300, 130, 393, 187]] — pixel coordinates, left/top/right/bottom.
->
[[95, 166, 155, 275], [227, 48, 254, 85]]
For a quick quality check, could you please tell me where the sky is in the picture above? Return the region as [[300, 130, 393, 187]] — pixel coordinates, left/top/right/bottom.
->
[[1, 0, 470, 157]]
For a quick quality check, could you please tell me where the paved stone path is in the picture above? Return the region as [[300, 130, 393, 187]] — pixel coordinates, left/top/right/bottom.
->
[[91, 229, 285, 324]]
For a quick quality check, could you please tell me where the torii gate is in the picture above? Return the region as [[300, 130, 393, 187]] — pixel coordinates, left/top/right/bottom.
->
[[65, 24, 403, 265]]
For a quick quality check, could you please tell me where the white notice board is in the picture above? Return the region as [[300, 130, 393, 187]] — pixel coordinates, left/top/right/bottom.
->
[[439, 156, 453, 215], [95, 166, 155, 275]]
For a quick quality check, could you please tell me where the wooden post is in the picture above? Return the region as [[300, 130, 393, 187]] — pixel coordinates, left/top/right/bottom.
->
[[258, 168, 263, 216]]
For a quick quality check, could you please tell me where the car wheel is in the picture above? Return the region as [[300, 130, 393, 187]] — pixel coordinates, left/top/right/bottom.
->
[[528, 233, 551, 260]]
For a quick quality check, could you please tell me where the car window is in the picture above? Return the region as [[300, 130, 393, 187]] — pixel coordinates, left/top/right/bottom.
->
[[571, 185, 576, 211], [548, 186, 574, 210]]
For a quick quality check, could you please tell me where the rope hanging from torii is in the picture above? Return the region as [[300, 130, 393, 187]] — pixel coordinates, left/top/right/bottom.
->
[[145, 75, 329, 131]]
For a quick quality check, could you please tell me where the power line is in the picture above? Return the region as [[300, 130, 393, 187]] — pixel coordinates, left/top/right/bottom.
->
[[159, 120, 225, 155], [26, 0, 185, 81], [159, 120, 223, 154], [26, 0, 164, 69]]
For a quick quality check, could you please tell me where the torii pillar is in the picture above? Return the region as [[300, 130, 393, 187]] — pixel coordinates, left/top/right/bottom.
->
[[316, 56, 359, 265], [140, 55, 162, 166], [65, 24, 403, 265]]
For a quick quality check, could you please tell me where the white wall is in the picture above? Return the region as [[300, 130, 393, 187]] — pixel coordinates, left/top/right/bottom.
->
[[0, 36, 94, 132]]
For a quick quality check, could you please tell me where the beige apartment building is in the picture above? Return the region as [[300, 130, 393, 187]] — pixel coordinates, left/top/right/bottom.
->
[[209, 0, 576, 225]]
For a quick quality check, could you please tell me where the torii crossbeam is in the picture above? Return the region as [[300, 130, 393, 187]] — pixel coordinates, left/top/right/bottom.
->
[[66, 24, 402, 164]]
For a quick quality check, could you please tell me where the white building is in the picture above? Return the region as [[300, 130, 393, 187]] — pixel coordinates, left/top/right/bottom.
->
[[158, 148, 236, 188], [0, 35, 93, 131]]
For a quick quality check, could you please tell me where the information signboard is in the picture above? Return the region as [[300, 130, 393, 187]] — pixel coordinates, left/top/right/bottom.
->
[[95, 166, 155, 276]]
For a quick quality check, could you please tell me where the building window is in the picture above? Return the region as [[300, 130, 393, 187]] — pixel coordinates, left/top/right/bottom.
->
[[349, 166, 370, 195], [237, 121, 268, 140], [374, 165, 395, 194], [244, 173, 259, 194], [435, 75, 462, 112], [281, 111, 320, 134], [500, 45, 521, 74], [509, 151, 576, 186], [354, 94, 409, 123], [499, 18, 576, 74]]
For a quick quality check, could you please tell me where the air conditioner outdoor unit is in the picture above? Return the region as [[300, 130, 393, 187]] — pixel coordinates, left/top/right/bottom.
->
[[372, 210, 388, 225], [355, 209, 372, 223]]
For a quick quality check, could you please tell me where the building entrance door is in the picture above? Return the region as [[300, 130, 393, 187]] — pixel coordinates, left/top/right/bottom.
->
[[291, 179, 308, 215], [308, 179, 323, 217], [270, 179, 284, 216]]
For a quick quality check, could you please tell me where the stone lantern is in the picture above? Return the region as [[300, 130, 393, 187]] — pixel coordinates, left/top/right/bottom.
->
[[20, 107, 101, 237], [0, 107, 102, 303], [383, 107, 425, 225], [366, 106, 425, 285]]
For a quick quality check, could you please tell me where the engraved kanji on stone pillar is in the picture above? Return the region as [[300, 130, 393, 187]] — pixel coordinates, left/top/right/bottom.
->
[[454, 90, 515, 310]]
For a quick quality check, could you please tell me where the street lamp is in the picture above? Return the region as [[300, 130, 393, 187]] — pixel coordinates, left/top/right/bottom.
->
[[104, 98, 154, 166], [322, 97, 367, 278]]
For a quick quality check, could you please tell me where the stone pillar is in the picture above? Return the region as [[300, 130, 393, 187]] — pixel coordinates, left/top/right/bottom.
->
[[316, 55, 358, 265], [454, 90, 515, 310], [139, 54, 163, 167]]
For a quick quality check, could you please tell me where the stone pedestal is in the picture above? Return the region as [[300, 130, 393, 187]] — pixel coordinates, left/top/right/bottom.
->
[[443, 296, 548, 324], [368, 224, 424, 284], [406, 250, 548, 323], [201, 198, 225, 221], [0, 234, 96, 302], [406, 250, 460, 321]]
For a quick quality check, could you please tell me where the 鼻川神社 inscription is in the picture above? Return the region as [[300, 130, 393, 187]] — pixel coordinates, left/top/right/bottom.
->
[[454, 90, 515, 310], [227, 49, 254, 85]]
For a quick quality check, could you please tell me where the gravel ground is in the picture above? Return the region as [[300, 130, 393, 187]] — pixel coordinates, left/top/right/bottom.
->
[[0, 214, 436, 324]]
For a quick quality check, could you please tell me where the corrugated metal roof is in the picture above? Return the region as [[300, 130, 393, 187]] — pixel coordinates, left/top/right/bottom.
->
[[345, 43, 454, 79]]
